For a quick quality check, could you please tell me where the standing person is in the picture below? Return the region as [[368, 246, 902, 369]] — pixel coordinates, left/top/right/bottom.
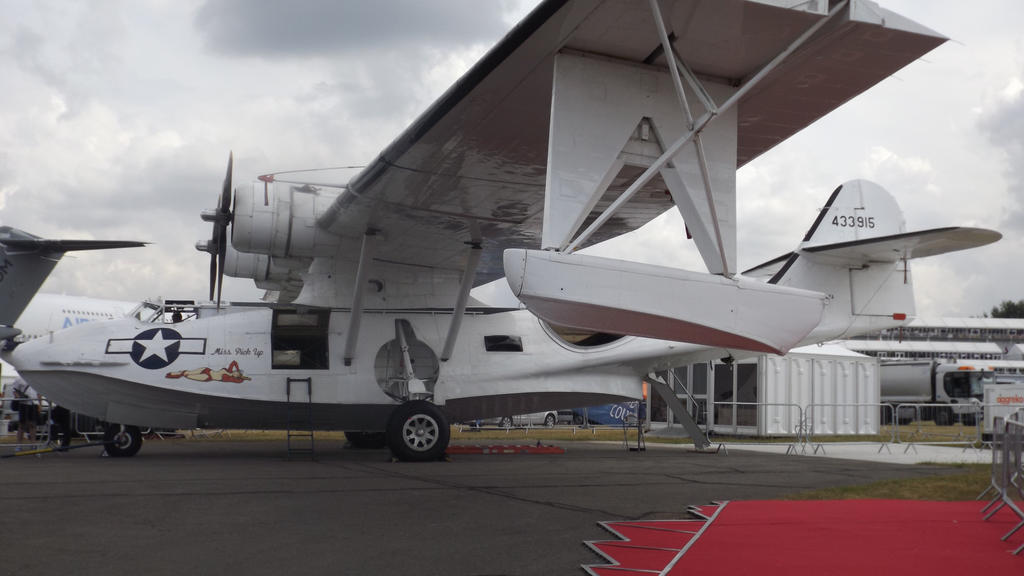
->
[[11, 378, 39, 446]]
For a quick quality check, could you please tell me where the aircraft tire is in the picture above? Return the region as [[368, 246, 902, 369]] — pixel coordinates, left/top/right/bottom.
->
[[103, 424, 143, 458], [386, 400, 449, 462]]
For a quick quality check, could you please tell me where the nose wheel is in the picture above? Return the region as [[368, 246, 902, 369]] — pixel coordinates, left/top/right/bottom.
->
[[385, 400, 449, 462], [103, 424, 143, 458]]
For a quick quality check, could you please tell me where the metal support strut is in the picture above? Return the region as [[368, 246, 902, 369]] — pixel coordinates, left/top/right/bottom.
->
[[343, 230, 376, 366], [441, 244, 482, 362], [565, 0, 849, 275]]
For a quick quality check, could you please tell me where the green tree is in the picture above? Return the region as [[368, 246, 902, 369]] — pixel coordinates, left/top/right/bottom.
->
[[990, 299, 1024, 318]]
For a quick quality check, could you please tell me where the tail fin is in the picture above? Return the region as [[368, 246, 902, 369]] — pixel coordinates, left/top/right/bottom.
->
[[742, 180, 1000, 341], [0, 226, 146, 337]]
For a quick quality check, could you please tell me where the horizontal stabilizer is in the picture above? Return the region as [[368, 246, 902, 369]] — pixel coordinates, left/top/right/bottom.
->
[[0, 238, 147, 253], [745, 225, 999, 280], [802, 227, 1001, 265], [744, 227, 1001, 280]]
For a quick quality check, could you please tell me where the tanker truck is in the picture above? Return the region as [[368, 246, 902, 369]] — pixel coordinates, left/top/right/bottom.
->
[[880, 360, 995, 426]]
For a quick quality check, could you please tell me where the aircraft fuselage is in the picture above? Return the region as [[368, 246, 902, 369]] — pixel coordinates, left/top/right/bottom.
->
[[6, 305, 696, 432]]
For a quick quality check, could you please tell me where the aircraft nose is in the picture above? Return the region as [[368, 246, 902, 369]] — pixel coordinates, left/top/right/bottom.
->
[[5, 335, 47, 371]]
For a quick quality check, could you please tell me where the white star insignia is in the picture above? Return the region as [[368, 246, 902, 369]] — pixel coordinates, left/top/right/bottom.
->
[[137, 330, 174, 363]]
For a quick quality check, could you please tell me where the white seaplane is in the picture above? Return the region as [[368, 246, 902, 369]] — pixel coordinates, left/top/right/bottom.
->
[[4, 0, 1001, 460]]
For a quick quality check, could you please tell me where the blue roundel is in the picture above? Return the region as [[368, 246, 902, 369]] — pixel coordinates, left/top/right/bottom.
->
[[129, 328, 183, 369]]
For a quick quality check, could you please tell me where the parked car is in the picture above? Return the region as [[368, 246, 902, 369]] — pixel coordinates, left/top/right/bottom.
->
[[556, 410, 576, 425], [476, 411, 561, 428]]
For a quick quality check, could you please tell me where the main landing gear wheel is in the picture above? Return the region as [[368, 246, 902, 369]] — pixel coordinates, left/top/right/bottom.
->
[[103, 424, 143, 458], [386, 400, 449, 462]]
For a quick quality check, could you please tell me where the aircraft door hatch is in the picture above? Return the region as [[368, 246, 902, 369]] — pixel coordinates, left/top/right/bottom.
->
[[374, 320, 439, 402], [271, 309, 330, 369]]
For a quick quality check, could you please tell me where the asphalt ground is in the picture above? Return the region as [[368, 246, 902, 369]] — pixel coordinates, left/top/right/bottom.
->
[[1, 438, 968, 576]]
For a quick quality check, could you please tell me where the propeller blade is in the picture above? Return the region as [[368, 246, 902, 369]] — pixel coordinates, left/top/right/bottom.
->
[[216, 223, 228, 307], [215, 152, 233, 308], [220, 152, 233, 215], [209, 253, 217, 301], [216, 250, 225, 308]]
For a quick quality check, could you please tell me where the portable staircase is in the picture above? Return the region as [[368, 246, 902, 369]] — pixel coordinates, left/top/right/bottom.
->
[[285, 377, 315, 460]]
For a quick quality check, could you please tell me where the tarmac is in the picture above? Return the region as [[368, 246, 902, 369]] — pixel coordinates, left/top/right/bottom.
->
[[0, 437, 992, 576]]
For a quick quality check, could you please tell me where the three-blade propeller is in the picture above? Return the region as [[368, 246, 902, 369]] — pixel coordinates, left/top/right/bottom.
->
[[197, 152, 233, 306]]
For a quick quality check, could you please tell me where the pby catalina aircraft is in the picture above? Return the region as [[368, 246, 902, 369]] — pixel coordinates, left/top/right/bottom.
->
[[4, 0, 1001, 461]]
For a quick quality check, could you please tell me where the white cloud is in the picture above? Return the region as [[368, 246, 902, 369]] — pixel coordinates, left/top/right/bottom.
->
[[0, 0, 1018, 320], [1001, 77, 1024, 102]]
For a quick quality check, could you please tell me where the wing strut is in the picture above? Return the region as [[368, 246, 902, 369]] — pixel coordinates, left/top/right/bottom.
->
[[440, 244, 482, 362], [559, 0, 849, 277], [648, 0, 728, 277], [343, 231, 376, 367]]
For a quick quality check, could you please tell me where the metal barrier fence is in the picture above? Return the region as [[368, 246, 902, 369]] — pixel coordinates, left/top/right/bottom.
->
[[707, 401, 802, 435], [805, 402, 894, 439], [979, 412, 1024, 555], [698, 401, 1022, 455], [453, 401, 1010, 450], [892, 403, 983, 448]]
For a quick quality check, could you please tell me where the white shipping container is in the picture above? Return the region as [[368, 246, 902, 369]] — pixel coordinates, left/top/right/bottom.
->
[[753, 345, 879, 436]]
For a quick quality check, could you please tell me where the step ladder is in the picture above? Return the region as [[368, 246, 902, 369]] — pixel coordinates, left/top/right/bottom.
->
[[285, 377, 315, 460], [623, 413, 646, 452]]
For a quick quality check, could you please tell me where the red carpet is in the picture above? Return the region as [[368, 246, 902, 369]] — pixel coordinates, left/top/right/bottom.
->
[[583, 500, 1024, 575]]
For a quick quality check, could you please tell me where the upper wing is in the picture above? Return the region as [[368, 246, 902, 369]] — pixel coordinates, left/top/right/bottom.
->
[[223, 0, 945, 307]]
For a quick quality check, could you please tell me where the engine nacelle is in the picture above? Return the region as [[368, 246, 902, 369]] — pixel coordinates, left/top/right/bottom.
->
[[231, 181, 341, 258], [223, 244, 307, 292]]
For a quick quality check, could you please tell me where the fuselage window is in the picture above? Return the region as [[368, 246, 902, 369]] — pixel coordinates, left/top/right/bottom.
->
[[271, 309, 330, 369], [484, 335, 524, 352]]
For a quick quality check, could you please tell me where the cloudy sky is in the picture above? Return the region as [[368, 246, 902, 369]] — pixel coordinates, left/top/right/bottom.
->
[[0, 0, 1020, 318]]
